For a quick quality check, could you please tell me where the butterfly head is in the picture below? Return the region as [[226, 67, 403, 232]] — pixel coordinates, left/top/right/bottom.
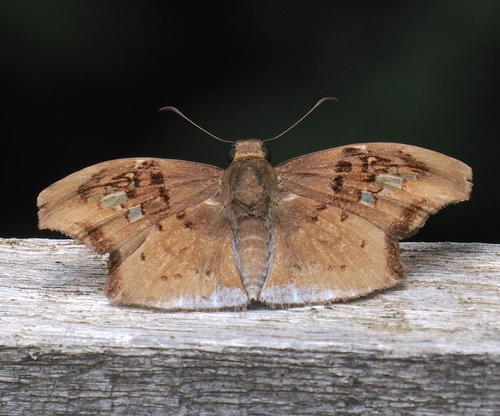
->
[[228, 139, 271, 163]]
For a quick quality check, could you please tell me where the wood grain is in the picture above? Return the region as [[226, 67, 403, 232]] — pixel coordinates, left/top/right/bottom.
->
[[0, 238, 498, 415]]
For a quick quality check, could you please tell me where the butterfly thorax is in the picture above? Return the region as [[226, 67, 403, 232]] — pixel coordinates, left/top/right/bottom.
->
[[223, 140, 278, 301]]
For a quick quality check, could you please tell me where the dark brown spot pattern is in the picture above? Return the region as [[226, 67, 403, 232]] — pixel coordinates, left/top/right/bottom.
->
[[360, 155, 393, 173], [335, 161, 352, 172], [127, 188, 138, 199], [159, 187, 170, 204], [77, 169, 108, 198], [390, 198, 429, 237], [397, 151, 430, 172], [137, 185, 171, 216], [107, 251, 123, 274], [138, 160, 159, 170], [331, 176, 344, 193], [150, 171, 165, 185], [105, 272, 122, 297], [385, 235, 405, 281], [364, 173, 377, 182], [342, 147, 365, 157], [183, 220, 194, 229], [84, 224, 111, 251]]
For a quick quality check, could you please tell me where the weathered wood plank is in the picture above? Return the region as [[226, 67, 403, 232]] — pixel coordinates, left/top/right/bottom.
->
[[0, 238, 499, 415]]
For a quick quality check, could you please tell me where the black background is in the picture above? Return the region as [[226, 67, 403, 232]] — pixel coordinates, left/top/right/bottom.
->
[[2, 1, 499, 242]]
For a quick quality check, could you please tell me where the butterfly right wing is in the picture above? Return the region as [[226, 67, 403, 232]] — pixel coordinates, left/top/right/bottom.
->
[[105, 198, 249, 311], [38, 157, 249, 310], [38, 158, 222, 255]]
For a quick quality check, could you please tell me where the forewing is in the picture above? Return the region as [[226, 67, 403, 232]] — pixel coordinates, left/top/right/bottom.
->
[[105, 199, 249, 311], [259, 195, 404, 307], [38, 158, 223, 255], [275, 143, 472, 238]]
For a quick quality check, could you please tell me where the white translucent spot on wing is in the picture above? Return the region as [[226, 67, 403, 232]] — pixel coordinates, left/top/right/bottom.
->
[[203, 197, 221, 206], [281, 192, 298, 201], [134, 159, 146, 167], [375, 174, 403, 189], [352, 145, 367, 152], [105, 185, 119, 193], [101, 191, 128, 209], [128, 205, 143, 222], [360, 190, 376, 207], [402, 173, 416, 181], [88, 194, 104, 203]]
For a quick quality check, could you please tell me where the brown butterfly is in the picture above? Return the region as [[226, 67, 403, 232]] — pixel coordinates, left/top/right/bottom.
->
[[37, 99, 472, 311]]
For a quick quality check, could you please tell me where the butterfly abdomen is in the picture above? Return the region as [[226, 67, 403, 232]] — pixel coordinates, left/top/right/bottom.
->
[[232, 217, 273, 301], [224, 151, 278, 301]]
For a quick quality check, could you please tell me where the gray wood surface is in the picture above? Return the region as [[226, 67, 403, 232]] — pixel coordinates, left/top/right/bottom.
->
[[0, 238, 499, 415]]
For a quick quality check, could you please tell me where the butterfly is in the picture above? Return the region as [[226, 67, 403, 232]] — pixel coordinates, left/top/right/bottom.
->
[[37, 100, 472, 311]]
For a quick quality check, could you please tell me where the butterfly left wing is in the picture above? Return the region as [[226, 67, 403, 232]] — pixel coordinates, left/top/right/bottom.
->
[[260, 194, 403, 306], [274, 142, 472, 239], [259, 142, 471, 307]]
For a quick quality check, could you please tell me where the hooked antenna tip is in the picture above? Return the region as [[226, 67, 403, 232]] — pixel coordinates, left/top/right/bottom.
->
[[158, 105, 233, 143], [262, 96, 338, 143]]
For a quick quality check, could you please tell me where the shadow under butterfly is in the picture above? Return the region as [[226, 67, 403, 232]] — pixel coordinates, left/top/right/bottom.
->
[[37, 98, 472, 311]]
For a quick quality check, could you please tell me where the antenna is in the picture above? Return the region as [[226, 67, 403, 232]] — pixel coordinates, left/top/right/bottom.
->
[[159, 106, 233, 144], [159, 97, 337, 144], [262, 97, 337, 143]]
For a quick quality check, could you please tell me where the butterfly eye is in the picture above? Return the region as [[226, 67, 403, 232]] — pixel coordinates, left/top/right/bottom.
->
[[228, 145, 237, 162], [261, 144, 271, 161]]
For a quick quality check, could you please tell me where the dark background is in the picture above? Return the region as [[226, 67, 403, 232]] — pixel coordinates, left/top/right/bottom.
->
[[2, 1, 498, 242]]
